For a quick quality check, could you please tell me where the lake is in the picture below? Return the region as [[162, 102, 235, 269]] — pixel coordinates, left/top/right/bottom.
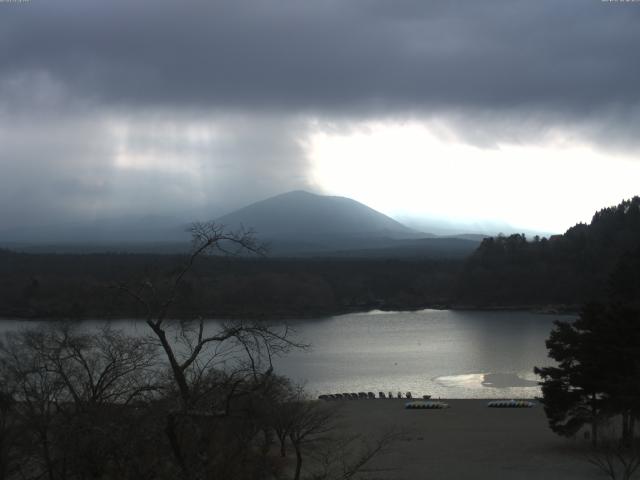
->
[[274, 309, 567, 399], [0, 309, 569, 399]]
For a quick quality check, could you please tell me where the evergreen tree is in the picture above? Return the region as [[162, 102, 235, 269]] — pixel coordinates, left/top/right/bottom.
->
[[535, 304, 610, 445], [536, 303, 640, 445]]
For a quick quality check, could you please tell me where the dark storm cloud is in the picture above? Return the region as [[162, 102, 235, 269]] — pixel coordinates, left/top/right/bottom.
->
[[0, 108, 314, 231], [1, 0, 639, 114]]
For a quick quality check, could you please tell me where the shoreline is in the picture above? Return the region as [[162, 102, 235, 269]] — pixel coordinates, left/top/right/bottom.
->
[[0, 303, 579, 322], [321, 397, 542, 403]]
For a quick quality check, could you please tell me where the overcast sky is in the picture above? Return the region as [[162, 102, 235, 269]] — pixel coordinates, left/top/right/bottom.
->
[[1, 0, 639, 234]]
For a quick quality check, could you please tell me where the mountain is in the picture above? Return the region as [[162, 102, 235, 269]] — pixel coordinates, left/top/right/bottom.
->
[[215, 190, 433, 254], [217, 190, 420, 239]]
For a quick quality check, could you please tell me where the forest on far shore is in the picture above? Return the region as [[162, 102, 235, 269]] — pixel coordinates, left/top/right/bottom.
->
[[1, 197, 639, 320]]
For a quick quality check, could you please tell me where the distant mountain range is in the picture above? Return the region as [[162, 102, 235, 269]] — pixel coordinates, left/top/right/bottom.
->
[[0, 190, 484, 257]]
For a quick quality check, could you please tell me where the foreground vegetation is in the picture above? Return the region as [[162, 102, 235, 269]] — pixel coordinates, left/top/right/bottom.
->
[[0, 322, 397, 480], [0, 224, 395, 480]]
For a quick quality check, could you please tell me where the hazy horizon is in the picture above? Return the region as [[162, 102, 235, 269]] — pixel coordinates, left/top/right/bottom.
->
[[0, 188, 569, 244]]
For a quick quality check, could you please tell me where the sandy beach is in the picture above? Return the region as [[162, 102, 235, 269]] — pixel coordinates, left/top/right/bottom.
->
[[332, 399, 599, 480]]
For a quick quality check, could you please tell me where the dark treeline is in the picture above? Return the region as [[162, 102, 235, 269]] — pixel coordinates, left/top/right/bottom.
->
[[531, 203, 640, 476], [458, 196, 640, 308], [1, 196, 640, 320]]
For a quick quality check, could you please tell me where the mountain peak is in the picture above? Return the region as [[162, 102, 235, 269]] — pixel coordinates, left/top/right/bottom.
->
[[216, 191, 421, 252], [269, 190, 351, 202], [277, 190, 318, 197]]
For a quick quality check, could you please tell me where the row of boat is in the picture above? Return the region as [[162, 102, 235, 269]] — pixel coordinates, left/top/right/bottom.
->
[[319, 391, 428, 400], [487, 400, 535, 408], [404, 399, 536, 409], [405, 401, 449, 409]]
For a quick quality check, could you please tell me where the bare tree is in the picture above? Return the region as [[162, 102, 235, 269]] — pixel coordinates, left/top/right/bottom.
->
[[586, 421, 640, 480], [272, 388, 400, 480], [288, 398, 337, 480], [0, 388, 18, 480], [310, 429, 401, 480], [116, 222, 303, 409], [587, 443, 640, 480], [115, 222, 308, 480], [38, 323, 158, 406], [270, 386, 297, 458], [1, 328, 71, 480], [0, 323, 161, 480]]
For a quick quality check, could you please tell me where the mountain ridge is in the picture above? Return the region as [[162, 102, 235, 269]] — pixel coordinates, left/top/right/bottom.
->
[[215, 190, 430, 254]]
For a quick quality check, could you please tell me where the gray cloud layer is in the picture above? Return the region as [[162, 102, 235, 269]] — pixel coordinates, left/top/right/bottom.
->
[[1, 0, 639, 232], [2, 0, 639, 113]]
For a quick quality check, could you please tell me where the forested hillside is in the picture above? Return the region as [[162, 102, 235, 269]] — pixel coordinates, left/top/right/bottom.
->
[[457, 197, 640, 307]]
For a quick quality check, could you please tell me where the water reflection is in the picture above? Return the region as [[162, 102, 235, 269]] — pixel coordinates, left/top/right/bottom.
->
[[275, 309, 567, 399], [434, 372, 540, 389], [0, 309, 570, 399]]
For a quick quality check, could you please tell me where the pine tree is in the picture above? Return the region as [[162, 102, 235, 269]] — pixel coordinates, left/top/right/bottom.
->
[[535, 302, 640, 445]]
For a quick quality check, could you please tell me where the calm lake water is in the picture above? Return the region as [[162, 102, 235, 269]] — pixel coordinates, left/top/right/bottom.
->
[[0, 309, 570, 399]]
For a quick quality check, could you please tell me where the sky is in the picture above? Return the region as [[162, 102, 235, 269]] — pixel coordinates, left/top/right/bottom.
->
[[1, 0, 640, 235]]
